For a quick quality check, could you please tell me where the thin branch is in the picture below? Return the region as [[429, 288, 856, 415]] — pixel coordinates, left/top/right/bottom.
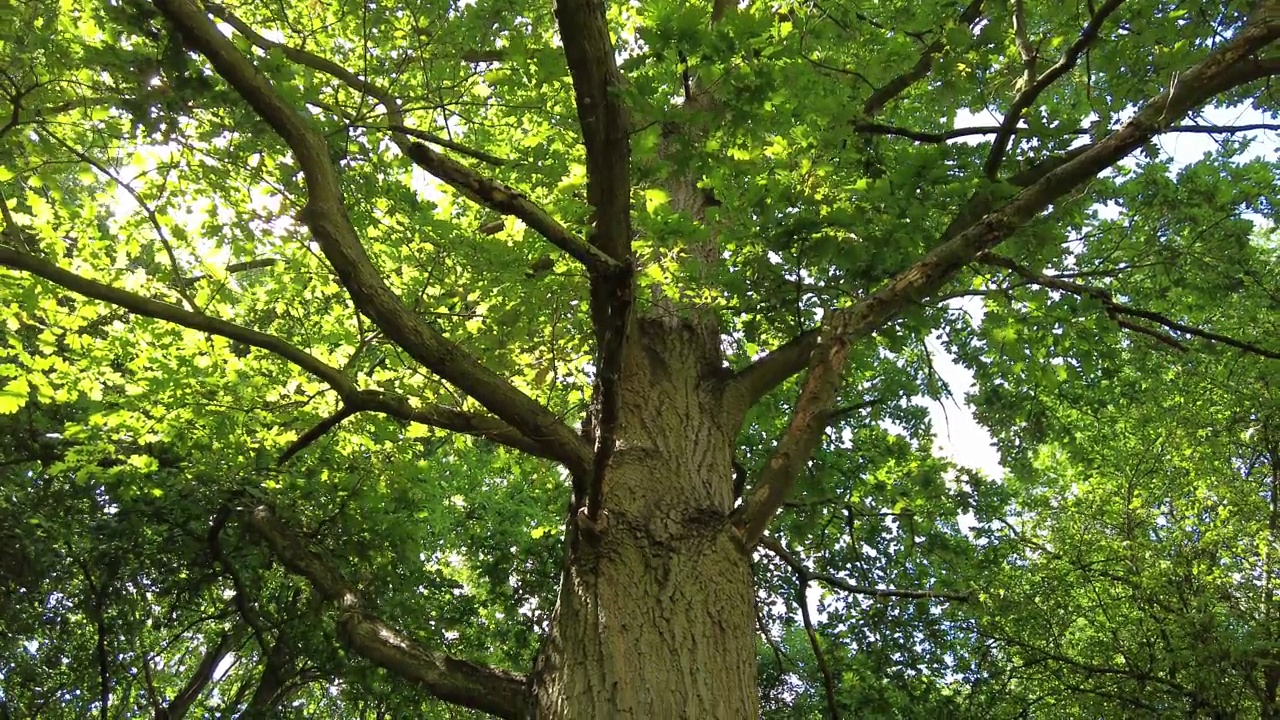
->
[[244, 505, 532, 719], [760, 535, 972, 602], [151, 0, 592, 476], [277, 406, 357, 465], [797, 575, 841, 720], [862, 0, 985, 116], [0, 245, 353, 388], [205, 3, 613, 275], [0, 246, 554, 457], [41, 130, 199, 309], [1012, 0, 1038, 90], [360, 390, 563, 459], [78, 562, 111, 720], [985, 0, 1127, 177], [1112, 316, 1190, 351], [854, 121, 1280, 143], [382, 123, 507, 166], [164, 626, 244, 720], [400, 142, 617, 274], [208, 508, 273, 657], [981, 252, 1280, 359], [178, 257, 281, 287], [1164, 122, 1280, 133], [733, 12, 1280, 545], [755, 603, 791, 680]]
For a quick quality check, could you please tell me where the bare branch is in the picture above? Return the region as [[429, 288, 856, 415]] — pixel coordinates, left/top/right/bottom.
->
[[151, 0, 592, 476], [980, 252, 1280, 359], [733, 11, 1280, 545], [245, 505, 532, 719], [985, 0, 1127, 177], [760, 535, 972, 602]]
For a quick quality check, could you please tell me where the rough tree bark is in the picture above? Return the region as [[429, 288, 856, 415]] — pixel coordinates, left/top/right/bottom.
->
[[534, 319, 756, 718]]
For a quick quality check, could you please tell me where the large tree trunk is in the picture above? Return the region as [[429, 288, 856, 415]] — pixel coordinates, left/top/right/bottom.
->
[[533, 318, 758, 718]]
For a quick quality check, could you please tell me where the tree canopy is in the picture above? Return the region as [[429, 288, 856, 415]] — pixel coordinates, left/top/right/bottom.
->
[[1, 0, 1278, 717]]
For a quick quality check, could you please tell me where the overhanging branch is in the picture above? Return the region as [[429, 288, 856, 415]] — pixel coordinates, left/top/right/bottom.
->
[[244, 505, 532, 719], [0, 246, 555, 458], [151, 0, 592, 476]]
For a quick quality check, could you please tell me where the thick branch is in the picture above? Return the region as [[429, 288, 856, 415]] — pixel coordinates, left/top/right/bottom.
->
[[151, 0, 591, 476], [0, 247, 552, 457], [554, 0, 635, 518], [724, 329, 820, 418], [553, 0, 631, 264], [734, 11, 1280, 545], [985, 0, 1127, 177], [245, 505, 532, 719], [981, 252, 1280, 359], [760, 535, 972, 602], [941, 146, 1091, 242], [206, 2, 612, 275], [733, 323, 850, 545], [164, 627, 242, 720], [401, 142, 617, 273]]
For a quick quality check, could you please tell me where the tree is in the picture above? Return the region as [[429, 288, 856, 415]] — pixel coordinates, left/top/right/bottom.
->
[[0, 0, 1278, 716]]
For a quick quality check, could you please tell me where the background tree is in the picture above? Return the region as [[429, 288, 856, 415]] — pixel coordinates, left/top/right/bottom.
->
[[1, 0, 1278, 717]]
